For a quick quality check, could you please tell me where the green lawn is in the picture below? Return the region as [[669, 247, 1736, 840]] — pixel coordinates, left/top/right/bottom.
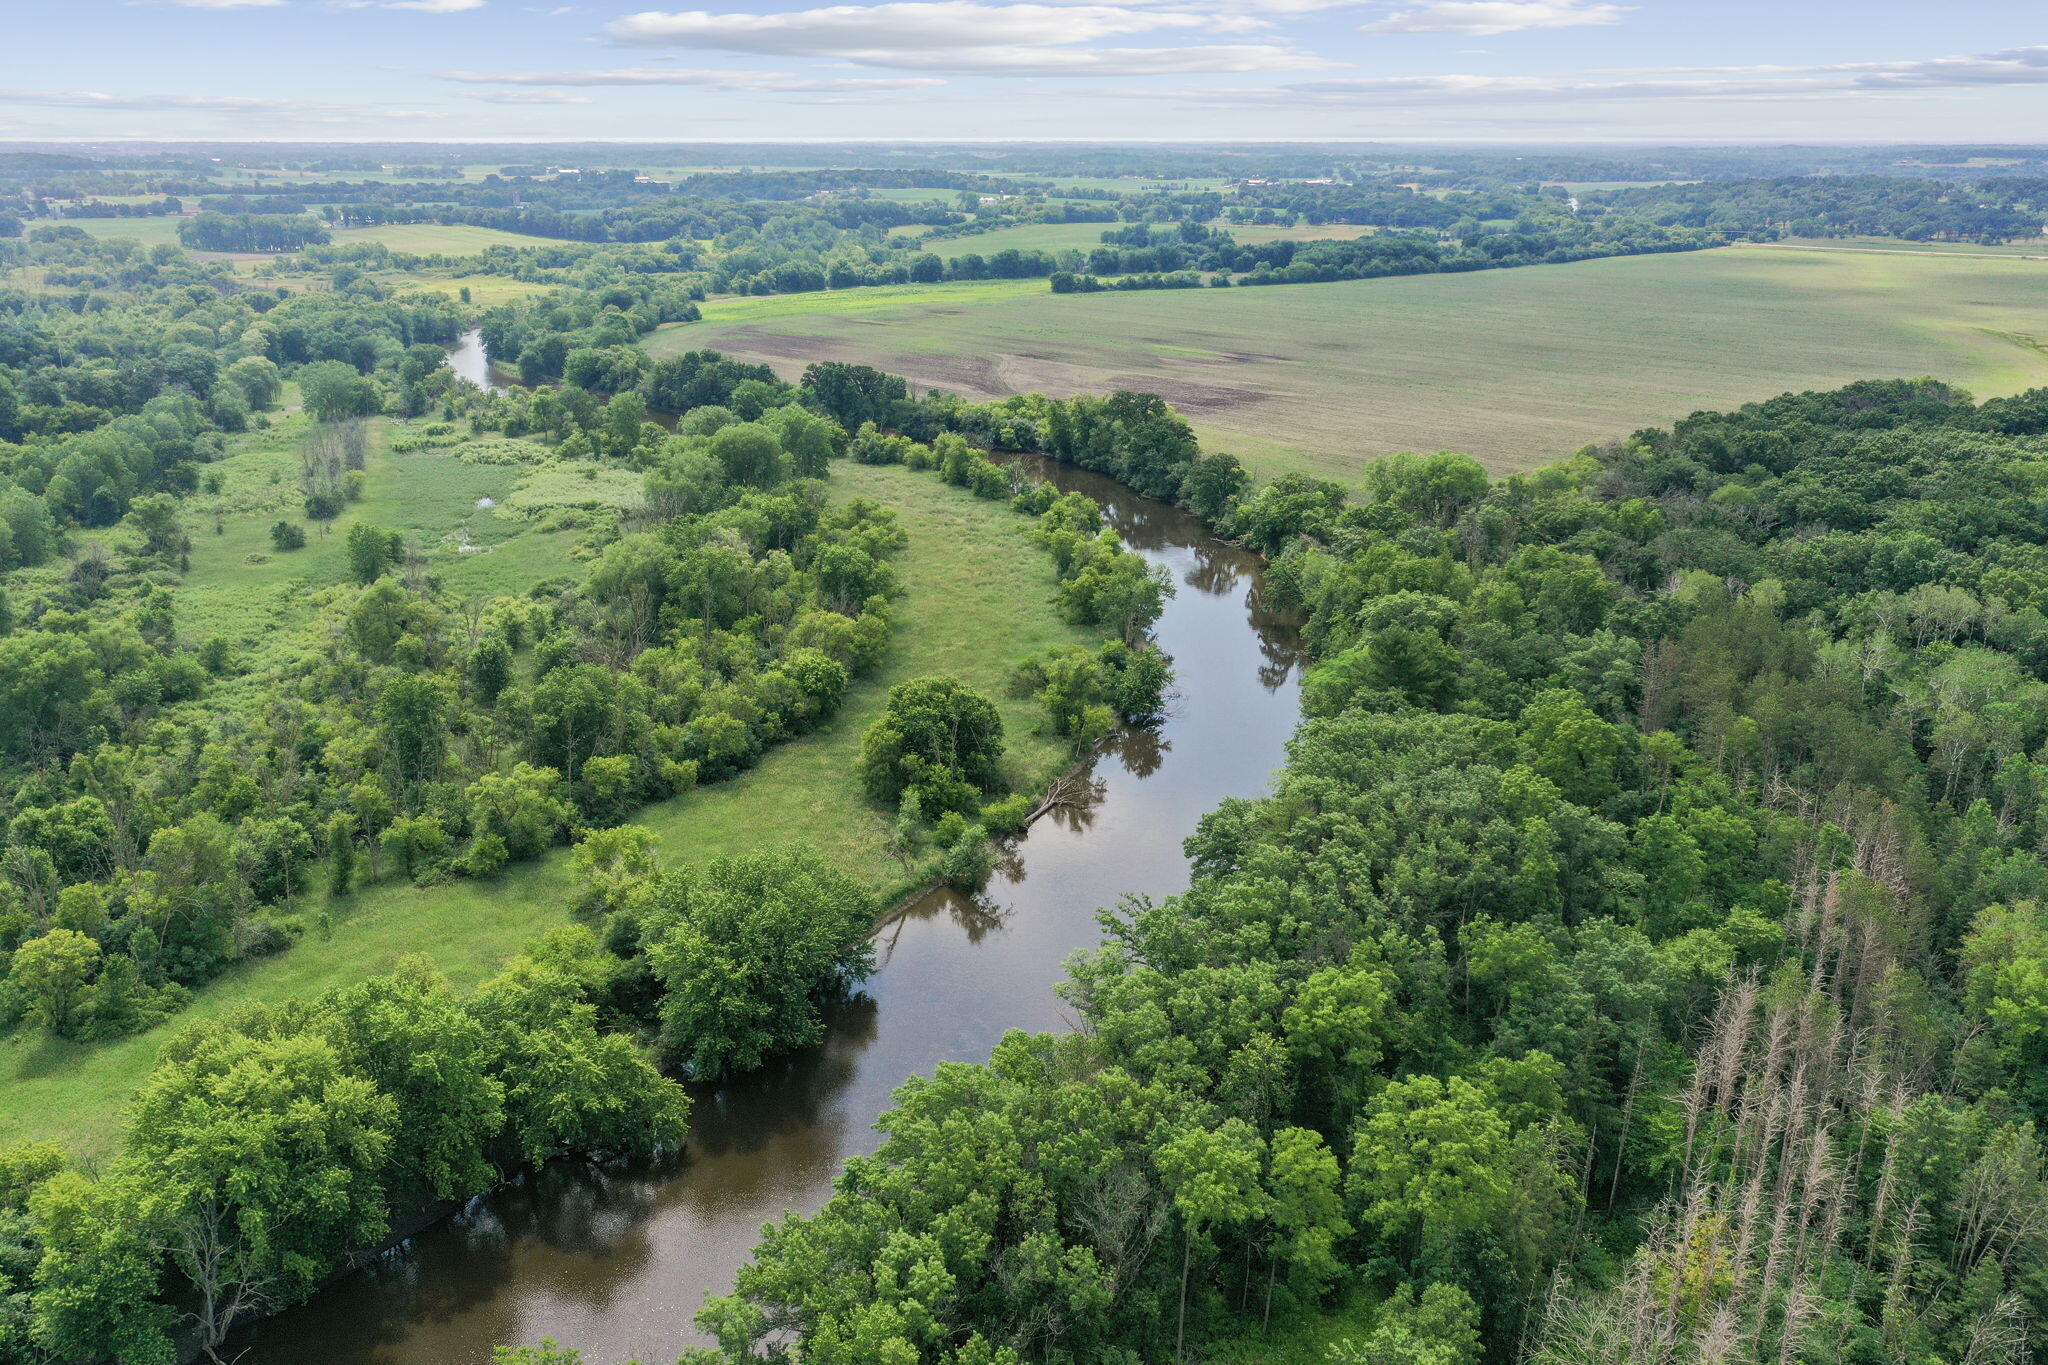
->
[[0, 461, 1099, 1161], [653, 245, 2048, 481]]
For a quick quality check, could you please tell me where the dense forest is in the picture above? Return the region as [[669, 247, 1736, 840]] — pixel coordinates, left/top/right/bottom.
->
[[594, 378, 2048, 1365]]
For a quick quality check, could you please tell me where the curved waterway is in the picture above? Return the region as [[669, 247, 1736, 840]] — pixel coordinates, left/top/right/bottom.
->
[[444, 328, 512, 395], [238, 355, 1306, 1365]]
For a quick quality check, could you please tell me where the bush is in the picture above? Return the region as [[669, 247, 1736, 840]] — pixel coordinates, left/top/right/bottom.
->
[[269, 521, 306, 551]]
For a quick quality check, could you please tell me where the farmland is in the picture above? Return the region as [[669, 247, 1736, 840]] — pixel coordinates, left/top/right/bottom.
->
[[656, 245, 2048, 480]]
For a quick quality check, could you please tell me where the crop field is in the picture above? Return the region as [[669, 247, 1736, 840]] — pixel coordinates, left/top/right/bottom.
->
[[0, 459, 1098, 1159], [655, 246, 2048, 480], [1223, 223, 1372, 245], [694, 276, 1047, 325], [1759, 236, 2048, 260]]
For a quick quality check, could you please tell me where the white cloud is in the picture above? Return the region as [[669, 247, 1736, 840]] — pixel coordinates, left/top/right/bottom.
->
[[1137, 43, 2048, 109], [837, 42, 1325, 72], [434, 66, 948, 90], [456, 88, 591, 102], [1362, 1, 1626, 36], [328, 0, 484, 10], [156, 0, 287, 8], [598, 1, 1321, 73], [606, 2, 1213, 52], [0, 89, 440, 123]]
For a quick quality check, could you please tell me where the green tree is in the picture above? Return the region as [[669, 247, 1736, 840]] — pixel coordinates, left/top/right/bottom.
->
[[1348, 1075, 1512, 1265], [314, 960, 505, 1204], [7, 928, 101, 1037], [648, 847, 877, 1079], [127, 1022, 395, 1353], [857, 676, 1006, 816], [1157, 1118, 1268, 1361]]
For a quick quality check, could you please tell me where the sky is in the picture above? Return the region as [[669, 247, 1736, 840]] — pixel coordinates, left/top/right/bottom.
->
[[4, 0, 2046, 142]]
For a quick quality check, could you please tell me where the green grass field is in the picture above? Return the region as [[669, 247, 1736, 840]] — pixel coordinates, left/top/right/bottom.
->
[[51, 217, 539, 258], [330, 223, 544, 254], [1759, 237, 2048, 260], [0, 459, 1099, 1160], [652, 246, 2048, 480], [694, 277, 1047, 326], [914, 222, 1113, 259]]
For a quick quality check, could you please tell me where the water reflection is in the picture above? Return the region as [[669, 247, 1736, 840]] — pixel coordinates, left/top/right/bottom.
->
[[243, 438, 1303, 1365], [445, 329, 511, 396]]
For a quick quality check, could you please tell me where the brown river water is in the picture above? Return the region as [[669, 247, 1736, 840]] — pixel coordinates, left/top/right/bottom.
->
[[229, 346, 1306, 1365]]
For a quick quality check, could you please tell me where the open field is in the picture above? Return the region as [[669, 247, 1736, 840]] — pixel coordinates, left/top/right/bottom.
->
[[53, 215, 188, 247], [1224, 223, 1371, 245], [1758, 236, 2048, 260], [46, 217, 539, 257], [331, 222, 544, 254], [697, 276, 1046, 325], [653, 246, 2048, 480], [916, 222, 1112, 258], [0, 459, 1099, 1160]]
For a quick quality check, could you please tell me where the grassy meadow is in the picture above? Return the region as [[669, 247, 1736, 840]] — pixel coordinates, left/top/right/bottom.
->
[[654, 246, 2048, 481], [55, 216, 539, 257], [0, 446, 1100, 1160]]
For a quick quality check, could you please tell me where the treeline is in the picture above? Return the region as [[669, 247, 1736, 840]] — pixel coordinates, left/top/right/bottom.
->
[[1050, 216, 1722, 291], [51, 199, 183, 220], [640, 378, 2048, 1365], [177, 211, 329, 253], [1599, 174, 2048, 243]]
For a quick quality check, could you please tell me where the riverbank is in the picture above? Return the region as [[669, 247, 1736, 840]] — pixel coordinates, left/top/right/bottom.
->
[[0, 460, 1101, 1162], [230, 447, 1304, 1365]]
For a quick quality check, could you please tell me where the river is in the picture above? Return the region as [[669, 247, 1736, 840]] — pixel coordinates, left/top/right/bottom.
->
[[230, 349, 1307, 1365]]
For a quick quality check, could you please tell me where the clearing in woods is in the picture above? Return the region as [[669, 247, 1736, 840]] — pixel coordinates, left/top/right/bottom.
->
[[650, 245, 2048, 481]]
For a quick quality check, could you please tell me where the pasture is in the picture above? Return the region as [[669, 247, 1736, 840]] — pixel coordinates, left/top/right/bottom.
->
[[47, 216, 540, 257], [653, 246, 2048, 481], [0, 458, 1099, 1158]]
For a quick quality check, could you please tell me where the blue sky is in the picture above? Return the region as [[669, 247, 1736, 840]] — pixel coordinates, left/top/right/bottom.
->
[[5, 0, 2045, 142]]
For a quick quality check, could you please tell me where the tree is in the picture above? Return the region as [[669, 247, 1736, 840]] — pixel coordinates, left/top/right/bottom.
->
[[857, 675, 1006, 817], [1329, 1281, 1480, 1365], [124, 494, 186, 562], [1262, 1127, 1349, 1319], [314, 960, 504, 1205], [296, 361, 379, 422], [1157, 1119, 1268, 1361], [466, 936, 691, 1164], [648, 847, 877, 1079], [346, 522, 402, 586], [7, 929, 101, 1037], [377, 673, 450, 800], [126, 1022, 395, 1354], [27, 1170, 175, 1365], [1348, 1075, 1512, 1265], [269, 521, 306, 552], [708, 422, 785, 489]]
